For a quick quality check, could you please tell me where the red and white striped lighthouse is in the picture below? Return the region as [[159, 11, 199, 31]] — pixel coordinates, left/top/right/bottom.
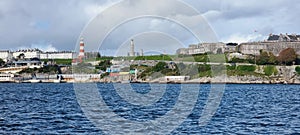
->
[[79, 37, 85, 58]]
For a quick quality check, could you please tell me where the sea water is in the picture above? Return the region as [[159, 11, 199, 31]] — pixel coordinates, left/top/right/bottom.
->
[[0, 83, 299, 134]]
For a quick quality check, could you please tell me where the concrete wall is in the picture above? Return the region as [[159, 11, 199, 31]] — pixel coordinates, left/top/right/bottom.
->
[[40, 52, 74, 59], [177, 43, 227, 55], [238, 42, 300, 56]]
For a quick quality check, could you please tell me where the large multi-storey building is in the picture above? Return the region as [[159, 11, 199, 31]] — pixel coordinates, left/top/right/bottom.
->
[[238, 42, 300, 56], [13, 49, 41, 59], [0, 49, 76, 61], [40, 51, 76, 59], [177, 33, 300, 56], [176, 42, 232, 55], [238, 33, 300, 56]]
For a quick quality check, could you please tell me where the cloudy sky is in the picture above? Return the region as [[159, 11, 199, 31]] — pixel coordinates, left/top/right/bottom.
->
[[0, 0, 299, 55]]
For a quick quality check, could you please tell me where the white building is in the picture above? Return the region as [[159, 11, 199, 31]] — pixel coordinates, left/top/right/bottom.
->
[[9, 49, 75, 60], [0, 50, 12, 62], [13, 49, 41, 59], [40, 51, 75, 59], [12, 58, 42, 69]]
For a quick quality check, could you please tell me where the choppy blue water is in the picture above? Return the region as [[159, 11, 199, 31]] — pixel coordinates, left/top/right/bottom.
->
[[0, 83, 299, 134]]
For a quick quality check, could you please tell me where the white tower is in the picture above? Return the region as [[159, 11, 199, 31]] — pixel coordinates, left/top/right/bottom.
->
[[140, 49, 144, 56], [130, 39, 135, 56], [79, 38, 85, 58]]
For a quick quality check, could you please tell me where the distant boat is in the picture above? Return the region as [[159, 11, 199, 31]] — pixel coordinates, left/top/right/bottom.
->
[[121, 80, 130, 84], [53, 80, 61, 83], [26, 73, 41, 83], [54, 75, 62, 83], [27, 79, 41, 83]]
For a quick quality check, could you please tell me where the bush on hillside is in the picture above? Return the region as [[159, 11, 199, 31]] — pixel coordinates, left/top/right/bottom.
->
[[296, 66, 300, 75], [237, 65, 256, 72], [264, 65, 278, 76]]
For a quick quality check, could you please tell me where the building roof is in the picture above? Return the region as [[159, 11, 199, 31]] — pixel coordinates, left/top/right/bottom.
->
[[226, 43, 238, 46], [288, 35, 298, 41], [0, 50, 10, 53], [268, 35, 280, 41], [268, 33, 300, 42], [16, 48, 42, 52]]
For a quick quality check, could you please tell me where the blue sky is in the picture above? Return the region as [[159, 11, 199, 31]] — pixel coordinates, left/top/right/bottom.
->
[[0, 0, 299, 55]]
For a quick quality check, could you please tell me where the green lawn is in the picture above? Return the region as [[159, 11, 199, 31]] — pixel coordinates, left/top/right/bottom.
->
[[41, 59, 73, 65]]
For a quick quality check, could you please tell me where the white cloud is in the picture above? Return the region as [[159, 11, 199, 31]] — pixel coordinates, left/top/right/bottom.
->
[[32, 44, 58, 52], [0, 0, 299, 55], [202, 10, 222, 21], [221, 33, 267, 44], [84, 0, 120, 19], [17, 43, 58, 52]]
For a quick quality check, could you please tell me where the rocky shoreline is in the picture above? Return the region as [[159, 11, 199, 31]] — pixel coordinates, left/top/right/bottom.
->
[[2, 80, 300, 84], [1, 73, 300, 84]]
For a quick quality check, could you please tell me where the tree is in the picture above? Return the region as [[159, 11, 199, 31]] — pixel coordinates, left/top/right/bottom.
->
[[268, 52, 277, 64], [177, 63, 186, 71], [38, 65, 60, 74], [73, 63, 95, 74], [98, 60, 112, 71], [277, 48, 297, 65], [17, 53, 25, 60], [256, 51, 277, 65], [153, 62, 167, 72], [0, 58, 5, 67], [96, 52, 101, 58]]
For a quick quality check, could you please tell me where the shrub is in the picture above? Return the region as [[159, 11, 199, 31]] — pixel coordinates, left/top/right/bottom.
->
[[198, 64, 211, 72], [264, 65, 277, 76], [153, 62, 167, 72], [296, 66, 300, 75], [192, 54, 209, 62], [256, 51, 277, 65], [0, 58, 5, 67], [98, 60, 112, 71], [237, 65, 256, 72], [229, 57, 247, 63], [134, 55, 172, 61], [226, 65, 236, 70]]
